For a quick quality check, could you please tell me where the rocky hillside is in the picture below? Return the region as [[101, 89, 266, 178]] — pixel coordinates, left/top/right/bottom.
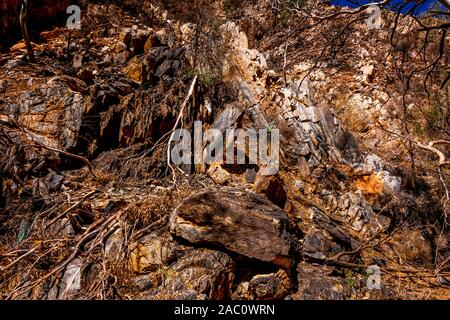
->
[[0, 1, 449, 300]]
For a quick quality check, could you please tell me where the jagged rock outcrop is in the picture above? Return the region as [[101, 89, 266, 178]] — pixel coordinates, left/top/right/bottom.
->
[[0, 0, 447, 301], [264, 81, 350, 169], [301, 228, 341, 259], [14, 77, 85, 150]]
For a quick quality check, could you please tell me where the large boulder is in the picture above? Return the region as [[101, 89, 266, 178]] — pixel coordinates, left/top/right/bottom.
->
[[169, 187, 297, 268]]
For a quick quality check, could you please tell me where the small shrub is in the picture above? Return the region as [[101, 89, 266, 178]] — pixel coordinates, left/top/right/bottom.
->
[[186, 68, 216, 87]]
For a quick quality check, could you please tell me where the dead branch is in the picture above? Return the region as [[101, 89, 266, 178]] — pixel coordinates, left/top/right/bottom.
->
[[321, 257, 439, 275], [46, 190, 99, 227], [0, 119, 98, 179], [31, 142, 98, 179], [331, 222, 402, 261], [8, 211, 121, 299], [19, 0, 36, 63], [377, 120, 450, 167], [8, 229, 98, 299], [167, 76, 198, 183], [0, 246, 38, 272]]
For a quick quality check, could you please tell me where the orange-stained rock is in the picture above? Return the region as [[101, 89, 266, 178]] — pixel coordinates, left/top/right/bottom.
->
[[253, 173, 287, 208], [207, 162, 230, 185], [354, 173, 384, 196], [121, 56, 145, 83]]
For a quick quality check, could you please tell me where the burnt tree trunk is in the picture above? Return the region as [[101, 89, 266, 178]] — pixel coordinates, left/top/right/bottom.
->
[[19, 0, 36, 63]]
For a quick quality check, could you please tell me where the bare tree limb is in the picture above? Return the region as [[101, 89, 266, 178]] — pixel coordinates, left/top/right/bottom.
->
[[0, 119, 98, 179], [377, 120, 450, 167], [167, 76, 198, 183], [19, 0, 36, 63]]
